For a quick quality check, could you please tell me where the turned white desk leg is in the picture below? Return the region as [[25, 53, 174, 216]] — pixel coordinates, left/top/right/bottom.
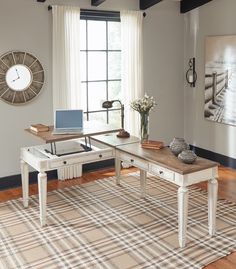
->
[[21, 160, 29, 208], [208, 178, 218, 236], [115, 158, 121, 185], [140, 170, 147, 198], [178, 186, 189, 248], [38, 172, 47, 227]]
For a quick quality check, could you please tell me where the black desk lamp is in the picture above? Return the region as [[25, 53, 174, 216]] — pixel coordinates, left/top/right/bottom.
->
[[102, 100, 130, 138]]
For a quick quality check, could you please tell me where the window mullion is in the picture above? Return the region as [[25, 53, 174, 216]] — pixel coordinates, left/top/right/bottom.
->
[[106, 21, 109, 124], [86, 19, 89, 121]]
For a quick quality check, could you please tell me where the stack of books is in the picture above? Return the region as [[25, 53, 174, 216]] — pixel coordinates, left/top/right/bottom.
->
[[141, 140, 164, 149], [30, 124, 49, 133]]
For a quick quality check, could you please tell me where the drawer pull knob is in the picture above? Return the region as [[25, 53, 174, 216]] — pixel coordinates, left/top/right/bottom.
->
[[130, 159, 134, 163], [99, 154, 103, 158], [63, 161, 67, 165], [159, 171, 163, 174]]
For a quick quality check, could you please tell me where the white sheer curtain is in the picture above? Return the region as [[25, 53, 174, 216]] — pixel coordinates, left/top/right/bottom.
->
[[52, 6, 81, 110], [121, 10, 144, 137], [52, 6, 82, 180]]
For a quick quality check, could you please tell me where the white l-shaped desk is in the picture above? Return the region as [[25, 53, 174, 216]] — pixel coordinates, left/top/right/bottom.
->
[[21, 129, 218, 248]]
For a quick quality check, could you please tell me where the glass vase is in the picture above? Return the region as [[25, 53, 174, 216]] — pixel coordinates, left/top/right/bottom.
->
[[140, 112, 149, 142]]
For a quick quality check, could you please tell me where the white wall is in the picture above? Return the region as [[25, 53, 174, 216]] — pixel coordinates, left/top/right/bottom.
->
[[0, 0, 184, 177], [184, 0, 236, 159], [0, 0, 138, 178], [0, 0, 53, 178], [143, 0, 184, 145]]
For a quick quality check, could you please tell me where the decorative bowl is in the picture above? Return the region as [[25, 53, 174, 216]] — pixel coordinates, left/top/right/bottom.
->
[[178, 150, 197, 164], [169, 137, 189, 156]]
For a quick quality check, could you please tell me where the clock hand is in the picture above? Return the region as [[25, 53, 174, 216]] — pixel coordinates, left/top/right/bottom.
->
[[15, 68, 20, 79], [12, 77, 20, 82]]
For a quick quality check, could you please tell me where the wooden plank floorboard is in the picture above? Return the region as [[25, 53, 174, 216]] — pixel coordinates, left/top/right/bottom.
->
[[0, 166, 235, 269]]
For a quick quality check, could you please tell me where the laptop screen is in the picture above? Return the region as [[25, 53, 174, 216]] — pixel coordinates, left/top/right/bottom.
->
[[55, 109, 83, 129]]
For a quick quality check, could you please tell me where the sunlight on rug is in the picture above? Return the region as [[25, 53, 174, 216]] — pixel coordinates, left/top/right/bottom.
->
[[0, 172, 236, 269]]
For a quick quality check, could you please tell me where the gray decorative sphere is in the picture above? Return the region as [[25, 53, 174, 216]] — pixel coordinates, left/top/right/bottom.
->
[[178, 150, 197, 164], [169, 137, 189, 156]]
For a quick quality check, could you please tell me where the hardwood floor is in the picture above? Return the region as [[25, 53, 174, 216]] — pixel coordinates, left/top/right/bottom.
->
[[196, 166, 236, 203], [0, 166, 236, 268]]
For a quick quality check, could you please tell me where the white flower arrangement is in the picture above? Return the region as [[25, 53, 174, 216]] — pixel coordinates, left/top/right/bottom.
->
[[130, 94, 157, 114]]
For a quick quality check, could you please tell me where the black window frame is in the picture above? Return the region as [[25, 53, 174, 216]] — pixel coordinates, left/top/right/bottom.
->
[[80, 10, 122, 124]]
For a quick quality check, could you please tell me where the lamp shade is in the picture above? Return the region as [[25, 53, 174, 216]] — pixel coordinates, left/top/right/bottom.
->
[[102, 101, 113, 109]]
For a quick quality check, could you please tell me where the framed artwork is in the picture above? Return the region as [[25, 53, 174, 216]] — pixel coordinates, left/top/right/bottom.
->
[[204, 35, 236, 126]]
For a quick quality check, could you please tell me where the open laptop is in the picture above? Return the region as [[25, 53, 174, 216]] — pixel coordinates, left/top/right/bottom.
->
[[52, 109, 83, 135]]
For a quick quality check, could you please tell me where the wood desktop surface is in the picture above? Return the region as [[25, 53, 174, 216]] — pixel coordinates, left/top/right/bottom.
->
[[91, 133, 140, 147], [25, 121, 122, 144], [116, 143, 219, 175]]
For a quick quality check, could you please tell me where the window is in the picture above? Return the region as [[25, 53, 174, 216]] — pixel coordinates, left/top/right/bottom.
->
[[80, 12, 121, 127]]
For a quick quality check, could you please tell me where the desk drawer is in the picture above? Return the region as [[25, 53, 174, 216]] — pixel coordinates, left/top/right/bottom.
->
[[48, 148, 114, 169], [78, 149, 114, 163], [118, 152, 148, 171], [149, 163, 175, 183]]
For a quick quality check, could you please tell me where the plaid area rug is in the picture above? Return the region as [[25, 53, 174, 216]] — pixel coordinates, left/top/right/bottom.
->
[[1, 173, 236, 269]]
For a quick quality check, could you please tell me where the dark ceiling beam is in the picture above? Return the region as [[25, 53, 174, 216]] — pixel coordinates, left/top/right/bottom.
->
[[91, 0, 106, 6], [180, 0, 213, 13], [140, 0, 162, 10]]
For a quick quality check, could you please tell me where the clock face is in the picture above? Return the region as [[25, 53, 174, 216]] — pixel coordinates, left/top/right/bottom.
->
[[0, 51, 44, 105], [6, 64, 32, 91]]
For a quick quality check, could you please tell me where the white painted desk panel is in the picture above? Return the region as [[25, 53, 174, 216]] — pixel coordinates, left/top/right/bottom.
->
[[115, 144, 218, 248], [20, 138, 115, 226], [21, 134, 219, 249]]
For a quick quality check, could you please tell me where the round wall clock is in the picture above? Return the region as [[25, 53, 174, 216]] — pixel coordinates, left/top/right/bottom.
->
[[0, 51, 44, 105]]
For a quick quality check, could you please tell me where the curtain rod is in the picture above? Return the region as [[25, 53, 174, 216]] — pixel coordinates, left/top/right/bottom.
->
[[47, 5, 146, 17]]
